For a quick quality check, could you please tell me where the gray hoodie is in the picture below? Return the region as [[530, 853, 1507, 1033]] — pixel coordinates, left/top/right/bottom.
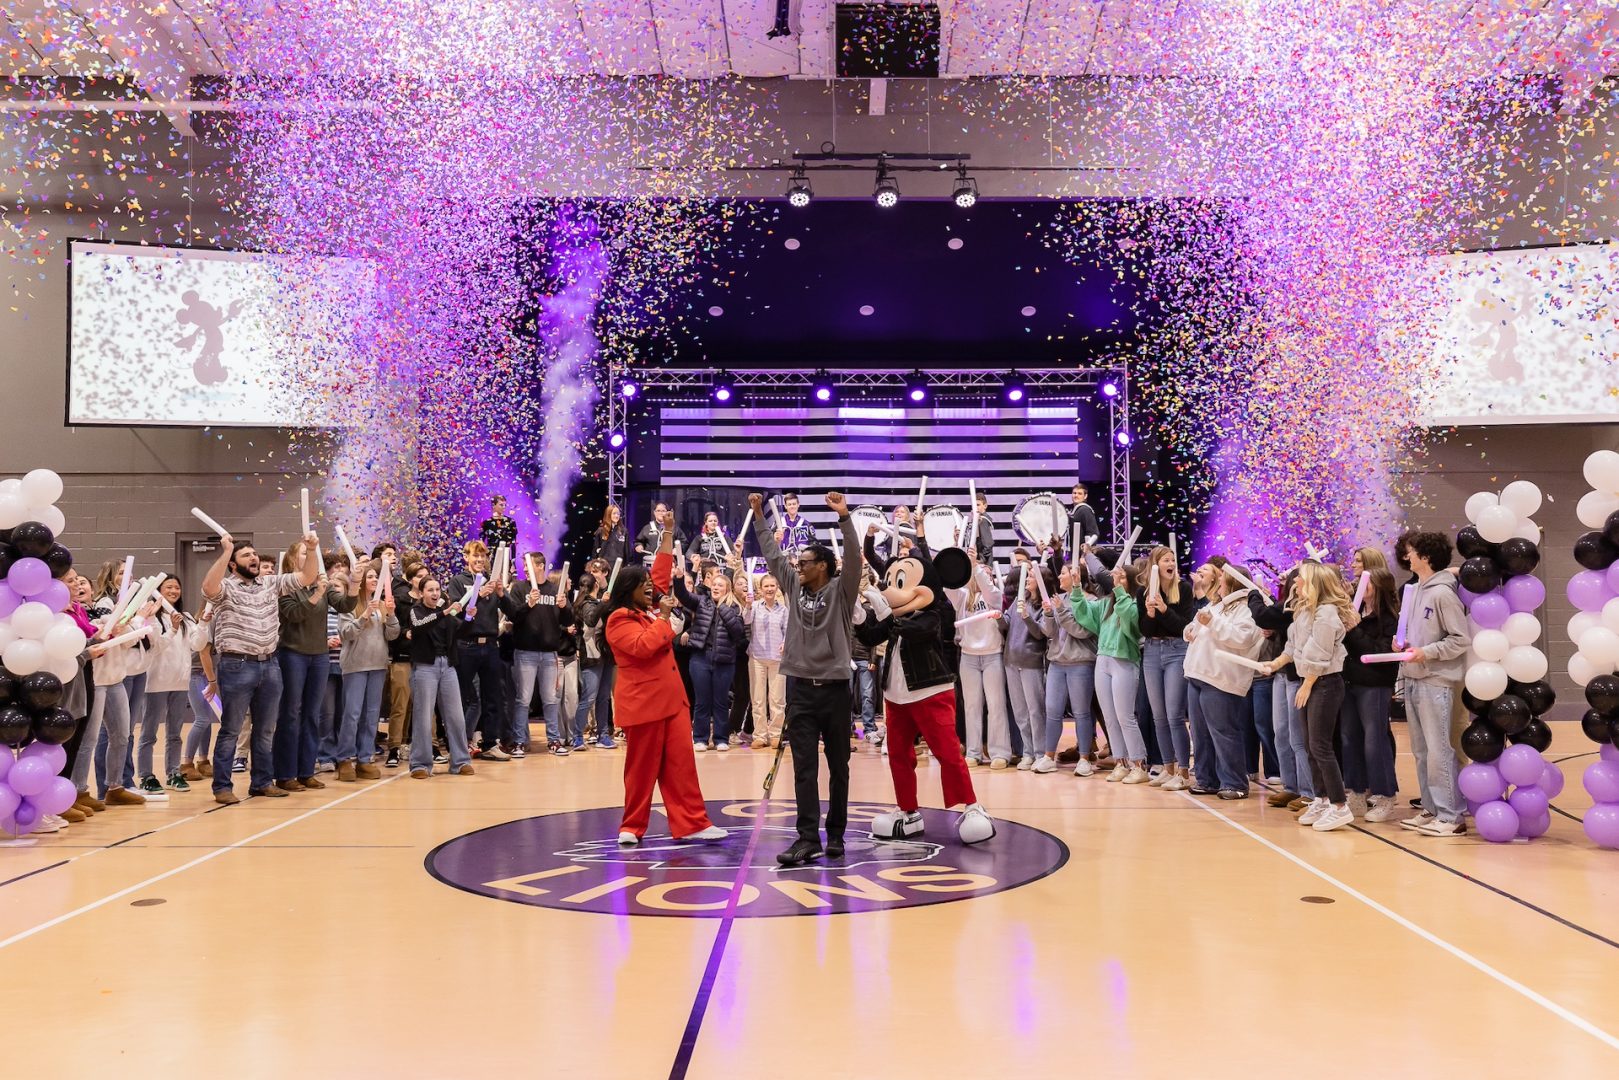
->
[[1037, 590, 1098, 666], [756, 512, 862, 681], [338, 608, 402, 674], [1397, 569, 1470, 685], [1004, 599, 1048, 671]]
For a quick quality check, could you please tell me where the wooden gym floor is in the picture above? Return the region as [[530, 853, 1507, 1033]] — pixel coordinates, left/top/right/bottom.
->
[[2, 720, 1618, 1079]]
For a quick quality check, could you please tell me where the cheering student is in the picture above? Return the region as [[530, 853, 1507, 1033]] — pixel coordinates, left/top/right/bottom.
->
[[273, 539, 359, 794], [604, 514, 726, 846], [1004, 565, 1052, 770], [1394, 531, 1471, 837], [594, 503, 628, 567], [1071, 564, 1149, 783], [1183, 563, 1266, 798], [1267, 561, 1356, 831], [1253, 569, 1313, 810], [573, 569, 612, 748], [406, 578, 475, 778], [335, 562, 399, 781], [775, 493, 818, 556], [1138, 546, 1196, 790], [634, 502, 686, 567], [382, 562, 425, 768], [1036, 562, 1098, 775], [672, 557, 748, 751], [945, 548, 1011, 767], [138, 574, 197, 794], [751, 490, 862, 867], [740, 570, 789, 747], [874, 504, 916, 564], [479, 494, 518, 554], [692, 511, 730, 563], [447, 541, 509, 760], [1341, 564, 1400, 821], [76, 563, 156, 807], [1068, 483, 1101, 544], [967, 492, 994, 562], [501, 560, 575, 754]]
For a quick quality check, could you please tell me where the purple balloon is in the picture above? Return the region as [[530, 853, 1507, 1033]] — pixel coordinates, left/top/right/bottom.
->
[[1540, 762, 1566, 800], [6, 557, 51, 598], [1459, 762, 1507, 802], [33, 776, 76, 816], [4, 755, 53, 798], [1508, 785, 1549, 819], [0, 781, 19, 820], [1584, 760, 1619, 803], [0, 814, 20, 837], [19, 741, 66, 774], [0, 582, 19, 621], [11, 799, 39, 831], [1607, 559, 1619, 596], [1499, 744, 1546, 788], [1603, 743, 1619, 765], [30, 579, 70, 614], [1517, 809, 1552, 839], [1567, 570, 1613, 613], [1475, 800, 1522, 843], [1458, 584, 1479, 606], [1583, 802, 1619, 848], [0, 745, 12, 784], [1468, 591, 1511, 630], [1503, 574, 1546, 614]]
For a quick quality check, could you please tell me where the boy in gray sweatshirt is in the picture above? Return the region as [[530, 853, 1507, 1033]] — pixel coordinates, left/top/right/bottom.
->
[[1395, 531, 1472, 835]]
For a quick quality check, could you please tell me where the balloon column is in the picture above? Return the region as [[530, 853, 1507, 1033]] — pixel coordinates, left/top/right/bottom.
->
[[1456, 480, 1557, 842], [1569, 449, 1619, 849], [0, 469, 85, 838]]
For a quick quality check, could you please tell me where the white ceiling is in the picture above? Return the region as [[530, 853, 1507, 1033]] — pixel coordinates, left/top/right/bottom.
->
[[2, 1, 1615, 87]]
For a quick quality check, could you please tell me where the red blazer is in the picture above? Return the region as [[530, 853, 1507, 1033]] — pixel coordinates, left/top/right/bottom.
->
[[605, 549, 688, 728]]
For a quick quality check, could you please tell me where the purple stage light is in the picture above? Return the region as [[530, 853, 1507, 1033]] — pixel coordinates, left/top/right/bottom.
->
[[620, 381, 639, 399], [1007, 387, 1024, 402], [909, 388, 926, 402], [815, 387, 832, 402], [1101, 381, 1120, 399], [715, 386, 732, 402], [608, 431, 627, 450], [1115, 430, 1131, 446]]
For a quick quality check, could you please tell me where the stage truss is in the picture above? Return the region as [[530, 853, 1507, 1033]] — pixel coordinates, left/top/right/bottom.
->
[[607, 366, 1133, 543]]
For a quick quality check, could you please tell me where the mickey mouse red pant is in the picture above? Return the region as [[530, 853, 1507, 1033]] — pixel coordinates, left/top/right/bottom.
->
[[884, 688, 976, 811]]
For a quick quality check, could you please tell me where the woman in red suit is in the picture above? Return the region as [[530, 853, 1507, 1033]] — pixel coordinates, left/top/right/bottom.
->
[[604, 515, 727, 846]]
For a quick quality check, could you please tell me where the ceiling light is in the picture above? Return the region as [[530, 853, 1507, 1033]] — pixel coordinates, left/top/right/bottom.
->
[[904, 370, 930, 404], [1002, 371, 1026, 404], [712, 371, 737, 405], [786, 168, 812, 208], [874, 166, 900, 208], [619, 380, 639, 400], [811, 369, 837, 404], [1101, 381, 1120, 399], [952, 168, 978, 209]]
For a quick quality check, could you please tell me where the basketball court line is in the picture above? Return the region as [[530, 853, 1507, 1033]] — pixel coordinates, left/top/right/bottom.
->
[[1178, 791, 1619, 1053], [0, 774, 404, 952], [0, 798, 236, 890]]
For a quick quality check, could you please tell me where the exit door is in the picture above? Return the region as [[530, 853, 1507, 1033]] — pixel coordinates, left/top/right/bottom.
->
[[174, 533, 253, 615]]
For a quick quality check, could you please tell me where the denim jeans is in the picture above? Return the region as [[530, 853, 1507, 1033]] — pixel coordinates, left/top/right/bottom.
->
[[1187, 678, 1251, 792], [215, 654, 283, 793], [512, 649, 561, 743], [1339, 682, 1398, 797], [560, 659, 580, 744], [1277, 674, 1314, 798], [75, 680, 128, 794], [1005, 664, 1045, 761], [1404, 678, 1464, 823], [1142, 638, 1191, 768], [339, 669, 386, 763], [855, 661, 877, 733], [456, 640, 507, 750], [184, 671, 217, 765], [273, 650, 328, 782], [410, 658, 471, 772], [1044, 662, 1095, 755], [320, 671, 343, 765], [139, 689, 191, 778], [1249, 675, 1282, 780], [576, 665, 604, 743], [959, 651, 1011, 760], [690, 650, 736, 744], [92, 672, 145, 795], [1302, 673, 1347, 805], [1095, 654, 1146, 762]]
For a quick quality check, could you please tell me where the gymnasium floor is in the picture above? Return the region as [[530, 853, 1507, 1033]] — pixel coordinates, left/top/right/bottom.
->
[[3, 723, 1618, 1079]]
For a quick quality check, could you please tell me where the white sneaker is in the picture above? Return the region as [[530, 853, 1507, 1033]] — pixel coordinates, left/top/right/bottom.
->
[[694, 742, 708, 753], [682, 826, 727, 841], [35, 814, 67, 833], [1364, 794, 1398, 822], [1016, 756, 1034, 772], [1399, 811, 1436, 832], [316, 761, 337, 774], [716, 742, 730, 753], [1297, 798, 1329, 826], [1162, 775, 1188, 791], [1123, 766, 1151, 784], [990, 758, 1010, 770], [964, 753, 984, 767], [1414, 818, 1466, 837], [1346, 791, 1368, 818], [1313, 803, 1355, 831], [1073, 758, 1095, 777], [1149, 769, 1170, 787], [1032, 757, 1057, 774], [617, 831, 639, 846], [1107, 763, 1129, 783]]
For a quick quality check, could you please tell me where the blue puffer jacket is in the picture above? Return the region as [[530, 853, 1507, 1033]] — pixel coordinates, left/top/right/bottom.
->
[[672, 576, 749, 662]]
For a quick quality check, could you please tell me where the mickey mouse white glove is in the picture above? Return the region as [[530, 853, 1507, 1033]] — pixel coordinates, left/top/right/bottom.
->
[[862, 587, 892, 620]]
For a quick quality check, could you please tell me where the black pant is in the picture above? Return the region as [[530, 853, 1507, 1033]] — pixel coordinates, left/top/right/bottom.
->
[[1304, 672, 1348, 804], [456, 640, 507, 750], [785, 676, 852, 844]]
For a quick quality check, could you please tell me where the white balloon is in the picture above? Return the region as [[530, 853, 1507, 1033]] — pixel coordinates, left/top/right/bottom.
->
[[1585, 450, 1619, 493], [1578, 490, 1619, 530], [1512, 521, 1541, 544], [0, 478, 19, 494], [42, 620, 86, 661], [1504, 644, 1550, 683], [1464, 662, 1509, 701], [46, 655, 80, 683], [9, 600, 54, 640], [1498, 480, 1543, 520], [29, 504, 65, 538], [1503, 611, 1542, 647], [1571, 611, 1603, 643], [1570, 653, 1600, 686], [1464, 490, 1499, 525], [1580, 626, 1619, 669], [0, 623, 14, 652], [1471, 628, 1510, 663], [19, 468, 63, 507], [1475, 504, 1518, 544], [0, 492, 26, 530], [0, 638, 44, 677]]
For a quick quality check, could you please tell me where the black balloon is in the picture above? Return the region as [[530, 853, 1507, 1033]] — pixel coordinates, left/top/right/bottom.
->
[[1605, 509, 1619, 549], [18, 672, 63, 711], [0, 546, 15, 578], [43, 543, 73, 577], [1495, 537, 1540, 577], [1486, 694, 1532, 735], [1455, 526, 1496, 560], [29, 706, 76, 746], [1510, 717, 1554, 753], [1583, 708, 1614, 744], [1457, 556, 1500, 595], [1461, 719, 1506, 763], [1574, 530, 1619, 571], [1587, 674, 1619, 717], [8, 521, 53, 558], [1461, 687, 1487, 714], [0, 668, 14, 707], [0, 704, 31, 746], [1515, 679, 1556, 716], [1609, 718, 1619, 749]]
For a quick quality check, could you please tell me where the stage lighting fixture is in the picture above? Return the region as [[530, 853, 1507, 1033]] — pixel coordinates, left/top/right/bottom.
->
[[607, 431, 627, 450], [952, 168, 978, 209], [874, 166, 900, 208], [712, 372, 737, 404], [787, 168, 813, 208], [904, 371, 930, 404], [1100, 381, 1120, 399], [811, 370, 837, 404], [1001, 371, 1026, 404], [619, 380, 639, 400], [1115, 430, 1132, 447]]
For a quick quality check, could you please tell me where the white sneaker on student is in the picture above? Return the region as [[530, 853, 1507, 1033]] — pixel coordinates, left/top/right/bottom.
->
[[1346, 791, 1368, 818], [1414, 817, 1465, 837], [1122, 766, 1151, 784], [1107, 763, 1128, 783], [1032, 757, 1057, 774], [1364, 794, 1398, 822], [1313, 803, 1355, 831], [716, 742, 729, 753], [693, 742, 708, 753], [1297, 797, 1329, 826], [1149, 769, 1171, 787], [1399, 811, 1436, 832], [1016, 756, 1034, 772], [1073, 758, 1095, 777], [1162, 775, 1188, 791]]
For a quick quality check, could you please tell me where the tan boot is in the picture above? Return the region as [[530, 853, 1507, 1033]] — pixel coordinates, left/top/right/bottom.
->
[[355, 762, 382, 780], [77, 792, 107, 812], [299, 775, 326, 790], [61, 807, 88, 823], [106, 787, 147, 807], [214, 789, 241, 805], [198, 760, 214, 778], [336, 760, 358, 783], [454, 763, 475, 775], [180, 763, 204, 782], [276, 779, 306, 793]]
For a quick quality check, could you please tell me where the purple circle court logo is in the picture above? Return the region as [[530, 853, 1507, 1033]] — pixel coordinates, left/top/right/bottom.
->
[[426, 800, 1068, 918]]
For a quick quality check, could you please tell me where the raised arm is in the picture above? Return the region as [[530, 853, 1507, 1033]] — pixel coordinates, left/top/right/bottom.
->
[[751, 492, 795, 592], [202, 533, 234, 602], [829, 492, 862, 608]]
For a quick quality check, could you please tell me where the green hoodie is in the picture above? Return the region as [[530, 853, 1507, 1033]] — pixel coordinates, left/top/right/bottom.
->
[[1070, 586, 1142, 663]]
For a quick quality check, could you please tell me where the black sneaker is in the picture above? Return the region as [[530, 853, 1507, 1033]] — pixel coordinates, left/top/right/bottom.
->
[[139, 775, 163, 794], [167, 772, 191, 792], [776, 838, 822, 867], [1189, 784, 1220, 796], [385, 748, 400, 769], [433, 749, 448, 764], [232, 757, 247, 774], [552, 744, 571, 757], [1217, 789, 1249, 800]]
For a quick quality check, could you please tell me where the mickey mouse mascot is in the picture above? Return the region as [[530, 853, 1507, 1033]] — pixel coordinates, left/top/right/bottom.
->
[[856, 534, 995, 844]]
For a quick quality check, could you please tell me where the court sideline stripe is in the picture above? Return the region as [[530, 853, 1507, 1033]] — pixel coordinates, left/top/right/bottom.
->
[[0, 797, 236, 891], [0, 774, 404, 952], [1177, 792, 1619, 1053]]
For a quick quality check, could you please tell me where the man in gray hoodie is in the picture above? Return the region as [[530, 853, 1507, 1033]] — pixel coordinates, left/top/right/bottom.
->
[[1395, 531, 1472, 836], [750, 491, 862, 866]]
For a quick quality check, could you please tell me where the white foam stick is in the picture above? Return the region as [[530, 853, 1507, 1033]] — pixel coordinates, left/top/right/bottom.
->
[[98, 625, 152, 650], [606, 557, 622, 593], [673, 540, 683, 566], [335, 524, 358, 568], [1351, 570, 1371, 611], [1170, 532, 1178, 566], [1050, 493, 1060, 547], [916, 476, 928, 515], [116, 575, 163, 624], [967, 479, 979, 552], [1219, 651, 1272, 673], [1033, 558, 1051, 604], [1072, 523, 1082, 558], [767, 496, 780, 525], [1017, 562, 1028, 609], [1113, 525, 1142, 571], [1394, 583, 1417, 647], [525, 552, 539, 583], [1148, 563, 1161, 601], [717, 528, 733, 559], [300, 487, 311, 536], [738, 507, 754, 550], [371, 558, 388, 603], [556, 560, 570, 598], [313, 542, 325, 578], [1224, 565, 1273, 604], [114, 555, 136, 608], [190, 507, 228, 537], [1361, 651, 1417, 664], [830, 528, 842, 560], [955, 610, 998, 628]]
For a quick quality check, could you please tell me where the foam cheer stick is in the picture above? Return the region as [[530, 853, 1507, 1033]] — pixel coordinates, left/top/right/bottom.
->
[[1394, 583, 1416, 648], [967, 478, 979, 552], [114, 555, 135, 609], [1351, 570, 1371, 612], [1218, 650, 1272, 673], [1148, 563, 1161, 602], [1033, 558, 1051, 604], [300, 487, 311, 537], [461, 573, 485, 620], [1050, 493, 1060, 548], [190, 507, 229, 537], [335, 524, 358, 568], [916, 476, 928, 516], [1361, 651, 1417, 664], [954, 610, 998, 628], [371, 557, 388, 604], [115, 575, 163, 625], [606, 557, 622, 593], [98, 625, 153, 650], [1113, 525, 1142, 571], [1223, 565, 1273, 604], [556, 560, 570, 599], [1170, 532, 1178, 567], [737, 507, 754, 552]]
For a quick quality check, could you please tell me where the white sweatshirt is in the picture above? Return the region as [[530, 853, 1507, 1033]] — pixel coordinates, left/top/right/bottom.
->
[[946, 566, 1004, 656], [145, 613, 197, 693], [1183, 590, 1264, 697]]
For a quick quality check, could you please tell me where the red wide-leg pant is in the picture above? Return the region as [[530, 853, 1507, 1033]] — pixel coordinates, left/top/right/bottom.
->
[[620, 710, 713, 839], [884, 689, 976, 812]]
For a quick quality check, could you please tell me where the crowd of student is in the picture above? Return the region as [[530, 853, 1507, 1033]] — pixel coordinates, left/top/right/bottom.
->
[[28, 485, 1472, 844]]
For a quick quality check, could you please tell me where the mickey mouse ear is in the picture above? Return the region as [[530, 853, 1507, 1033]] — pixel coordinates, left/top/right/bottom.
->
[[933, 548, 971, 590]]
